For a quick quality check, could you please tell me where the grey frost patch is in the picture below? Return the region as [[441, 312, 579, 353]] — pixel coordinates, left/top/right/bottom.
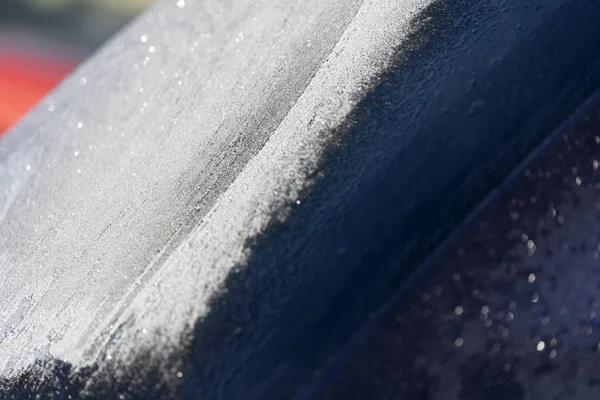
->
[[0, 0, 434, 391], [89, 0, 435, 383]]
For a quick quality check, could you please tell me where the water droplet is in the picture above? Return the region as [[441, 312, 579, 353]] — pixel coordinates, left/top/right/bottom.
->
[[141, 34, 149, 43], [77, 122, 83, 129], [454, 306, 464, 316], [296, 199, 301, 205], [527, 240, 536, 255], [528, 273, 536, 283], [177, 0, 186, 8], [454, 337, 464, 347], [549, 349, 557, 359], [74, 151, 79, 157], [176, 371, 183, 378], [536, 341, 545, 351], [47, 101, 55, 112], [149, 46, 155, 53], [79, 77, 87, 86], [26, 165, 31, 171], [531, 292, 540, 303]]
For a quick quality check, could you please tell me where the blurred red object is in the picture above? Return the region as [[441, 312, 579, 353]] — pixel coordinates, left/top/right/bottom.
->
[[0, 50, 74, 135]]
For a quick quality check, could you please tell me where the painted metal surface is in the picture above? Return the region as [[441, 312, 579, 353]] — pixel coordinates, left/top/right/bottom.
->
[[311, 91, 600, 400]]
